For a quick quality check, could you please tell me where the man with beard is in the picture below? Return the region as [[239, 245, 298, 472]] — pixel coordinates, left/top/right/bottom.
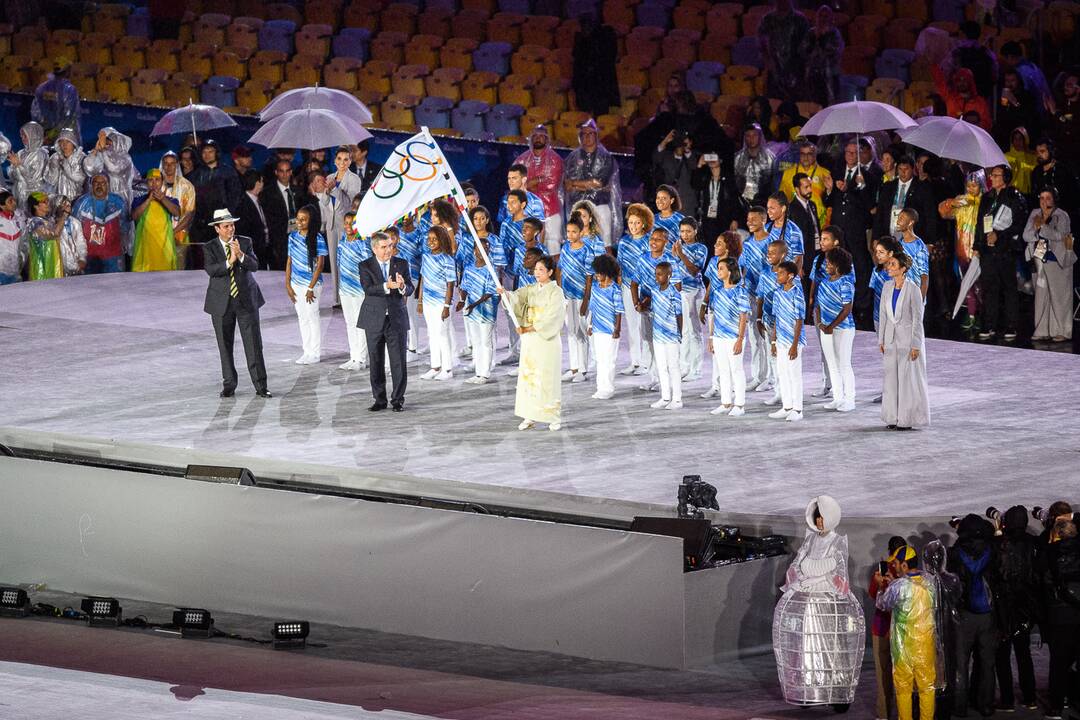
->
[[563, 119, 621, 248], [823, 141, 875, 327], [188, 140, 243, 267], [973, 164, 1027, 341], [733, 124, 776, 209], [1030, 139, 1078, 222], [514, 126, 564, 258]]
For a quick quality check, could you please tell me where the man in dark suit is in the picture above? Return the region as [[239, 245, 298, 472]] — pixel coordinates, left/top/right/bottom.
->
[[787, 171, 822, 283], [257, 158, 298, 271], [236, 170, 270, 269], [204, 208, 271, 398], [872, 155, 938, 246], [358, 231, 414, 411], [824, 140, 877, 328], [350, 140, 383, 200]]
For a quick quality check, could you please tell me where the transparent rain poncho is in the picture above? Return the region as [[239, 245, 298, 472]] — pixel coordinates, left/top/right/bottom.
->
[[773, 495, 865, 706]]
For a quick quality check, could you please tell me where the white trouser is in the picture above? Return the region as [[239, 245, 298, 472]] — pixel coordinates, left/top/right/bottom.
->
[[817, 335, 831, 391], [680, 286, 704, 376], [502, 270, 520, 355], [543, 213, 564, 255], [594, 203, 614, 247], [339, 292, 368, 363], [621, 283, 643, 367], [326, 232, 340, 304], [292, 282, 322, 359], [653, 341, 682, 402], [592, 332, 617, 395], [776, 346, 803, 411], [641, 311, 656, 379], [406, 291, 419, 351], [465, 316, 495, 377], [422, 299, 454, 370], [712, 337, 747, 406], [820, 326, 855, 405], [565, 297, 589, 372], [746, 306, 770, 385]]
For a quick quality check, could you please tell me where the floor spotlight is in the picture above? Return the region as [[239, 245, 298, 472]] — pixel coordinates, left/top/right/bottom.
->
[[0, 587, 30, 617], [272, 620, 310, 650], [173, 608, 214, 638], [81, 596, 122, 627]]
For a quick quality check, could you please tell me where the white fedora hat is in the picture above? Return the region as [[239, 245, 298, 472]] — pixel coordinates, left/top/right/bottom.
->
[[208, 208, 240, 225]]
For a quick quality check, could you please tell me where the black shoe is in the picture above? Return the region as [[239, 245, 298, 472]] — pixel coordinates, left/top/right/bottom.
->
[[896, 426, 912, 431], [256, 389, 273, 398], [369, 402, 387, 412], [392, 402, 404, 412], [886, 424, 897, 429], [220, 388, 235, 398]]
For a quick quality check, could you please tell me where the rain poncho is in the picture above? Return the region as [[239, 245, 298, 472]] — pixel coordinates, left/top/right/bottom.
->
[[31, 72, 82, 143], [0, 207, 27, 279], [733, 125, 777, 204], [773, 495, 865, 707], [25, 202, 64, 281], [159, 151, 196, 246], [83, 127, 138, 211], [57, 211, 87, 275], [514, 126, 564, 219], [46, 128, 87, 199], [561, 120, 622, 239], [922, 540, 961, 692], [131, 173, 178, 273], [10, 122, 49, 209]]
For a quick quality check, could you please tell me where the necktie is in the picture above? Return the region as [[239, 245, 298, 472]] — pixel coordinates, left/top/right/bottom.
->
[[845, 168, 854, 184], [227, 244, 239, 298], [382, 262, 389, 282], [898, 182, 908, 206], [286, 188, 295, 217]]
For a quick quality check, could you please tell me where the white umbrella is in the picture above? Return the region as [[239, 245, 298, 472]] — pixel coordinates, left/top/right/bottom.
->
[[248, 108, 373, 150], [150, 100, 237, 145], [952, 256, 981, 319], [800, 101, 917, 137], [259, 86, 374, 124], [897, 116, 1007, 168]]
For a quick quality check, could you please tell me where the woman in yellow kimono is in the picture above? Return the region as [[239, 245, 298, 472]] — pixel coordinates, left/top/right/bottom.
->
[[498, 255, 565, 431], [131, 168, 180, 272], [938, 171, 984, 332], [25, 191, 63, 280]]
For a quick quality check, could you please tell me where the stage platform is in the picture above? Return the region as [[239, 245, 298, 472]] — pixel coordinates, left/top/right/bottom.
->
[[2, 271, 1077, 520]]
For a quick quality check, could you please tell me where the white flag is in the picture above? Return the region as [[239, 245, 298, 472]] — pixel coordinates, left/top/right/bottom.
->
[[352, 128, 458, 236]]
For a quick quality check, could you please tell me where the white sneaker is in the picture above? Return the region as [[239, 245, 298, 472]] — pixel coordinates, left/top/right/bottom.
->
[[700, 387, 720, 399], [728, 406, 745, 417], [631, 366, 647, 375], [338, 359, 358, 370], [665, 400, 683, 410], [571, 372, 587, 383], [561, 370, 577, 382], [768, 408, 789, 419], [786, 410, 804, 422], [592, 391, 614, 400], [295, 354, 314, 365], [433, 370, 452, 381], [420, 368, 439, 380], [650, 398, 669, 409], [459, 347, 473, 358], [518, 420, 534, 430], [836, 401, 856, 412], [464, 376, 484, 384], [709, 405, 730, 415], [548, 422, 561, 431], [752, 380, 772, 392], [619, 364, 639, 376], [638, 381, 659, 391], [763, 393, 782, 406], [508, 367, 519, 377], [822, 399, 840, 410], [811, 387, 832, 397]]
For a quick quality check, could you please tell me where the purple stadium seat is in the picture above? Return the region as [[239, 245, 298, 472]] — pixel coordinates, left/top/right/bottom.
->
[[730, 36, 762, 69], [258, 20, 296, 55], [498, 0, 532, 13], [415, 96, 455, 128], [426, 0, 459, 11], [473, 41, 513, 76], [332, 28, 371, 61], [201, 75, 241, 108], [127, 7, 151, 38], [838, 74, 869, 102], [451, 99, 490, 136], [875, 49, 916, 83], [635, 3, 671, 30], [686, 60, 725, 95], [565, 0, 599, 20], [488, 102, 525, 136]]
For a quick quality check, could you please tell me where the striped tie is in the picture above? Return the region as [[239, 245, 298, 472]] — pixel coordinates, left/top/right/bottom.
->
[[227, 243, 239, 298]]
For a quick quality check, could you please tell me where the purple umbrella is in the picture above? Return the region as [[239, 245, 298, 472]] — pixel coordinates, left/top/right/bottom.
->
[[799, 101, 917, 137], [248, 108, 373, 150], [897, 116, 1007, 168], [150, 100, 237, 146], [259, 86, 374, 124]]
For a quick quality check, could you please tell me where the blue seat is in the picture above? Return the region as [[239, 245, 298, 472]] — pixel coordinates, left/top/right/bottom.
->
[[127, 7, 151, 38], [686, 61, 725, 95], [473, 41, 513, 76], [332, 28, 371, 61], [426, 0, 459, 10], [875, 49, 915, 83], [488, 103, 524, 137], [201, 76, 241, 108], [730, 36, 762, 69], [258, 19, 296, 54], [498, 0, 532, 12], [635, 3, 671, 29], [565, 0, 599, 20], [415, 96, 455, 129], [451, 99, 490, 136], [838, 74, 869, 102]]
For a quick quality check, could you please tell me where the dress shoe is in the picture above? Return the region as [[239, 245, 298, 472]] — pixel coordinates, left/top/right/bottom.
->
[[255, 389, 273, 398], [219, 388, 235, 398], [369, 402, 387, 412], [392, 403, 404, 412]]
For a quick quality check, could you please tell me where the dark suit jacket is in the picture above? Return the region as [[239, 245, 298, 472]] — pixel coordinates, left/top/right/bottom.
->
[[787, 196, 820, 250], [236, 193, 268, 258], [203, 234, 265, 316], [257, 182, 297, 268], [357, 256, 415, 331], [353, 161, 383, 199], [873, 178, 938, 244], [825, 166, 876, 243]]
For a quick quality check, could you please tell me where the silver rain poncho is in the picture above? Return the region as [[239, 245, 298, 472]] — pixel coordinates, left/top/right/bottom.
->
[[10, 121, 49, 209], [46, 127, 87, 200], [773, 495, 865, 707]]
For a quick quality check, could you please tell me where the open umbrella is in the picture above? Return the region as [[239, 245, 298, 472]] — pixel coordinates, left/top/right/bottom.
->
[[799, 101, 917, 137], [259, 86, 374, 124], [248, 108, 372, 150], [952, 255, 981, 319], [897, 116, 1007, 168], [150, 100, 237, 146]]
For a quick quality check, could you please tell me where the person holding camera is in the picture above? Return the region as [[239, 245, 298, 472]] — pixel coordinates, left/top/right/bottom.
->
[[992, 506, 1040, 712], [653, 129, 700, 219], [869, 535, 908, 720], [1035, 511, 1080, 720]]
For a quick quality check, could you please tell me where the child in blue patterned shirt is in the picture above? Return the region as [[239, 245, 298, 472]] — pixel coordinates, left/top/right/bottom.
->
[[458, 238, 500, 384], [640, 261, 684, 410], [581, 253, 623, 399], [770, 260, 806, 422]]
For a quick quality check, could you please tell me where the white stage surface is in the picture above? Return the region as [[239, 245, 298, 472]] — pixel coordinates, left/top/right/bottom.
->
[[2, 271, 1077, 519]]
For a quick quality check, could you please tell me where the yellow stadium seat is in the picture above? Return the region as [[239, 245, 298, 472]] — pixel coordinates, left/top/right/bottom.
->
[[487, 12, 526, 45], [78, 32, 113, 66], [0, 55, 33, 92], [554, 111, 590, 147], [699, 33, 732, 64], [426, 66, 466, 102], [840, 45, 876, 77], [462, 70, 499, 104], [296, 23, 333, 58], [380, 3, 418, 36], [543, 47, 573, 80], [113, 36, 149, 71], [97, 65, 133, 103], [520, 16, 560, 47], [404, 35, 444, 69], [867, 78, 905, 107], [249, 50, 288, 84], [275, 79, 309, 93], [29, 58, 54, 88], [165, 72, 204, 107], [741, 5, 769, 36], [649, 58, 688, 92], [180, 42, 217, 80], [450, 9, 489, 42], [194, 13, 231, 47], [69, 62, 98, 98], [132, 68, 169, 105], [392, 63, 429, 96], [662, 29, 700, 67], [94, 2, 130, 35], [896, 0, 928, 23], [461, 0, 496, 14], [625, 26, 664, 66], [440, 37, 478, 73], [353, 87, 383, 110], [343, 4, 379, 32], [596, 113, 625, 148], [616, 56, 649, 88], [520, 105, 555, 136], [533, 77, 570, 113], [418, 8, 453, 39], [227, 18, 263, 54], [358, 60, 396, 95], [286, 54, 324, 85], [636, 87, 664, 118], [370, 31, 408, 66], [324, 56, 362, 91], [265, 3, 303, 25], [555, 18, 581, 50], [146, 39, 181, 72], [673, 4, 706, 32], [305, 0, 341, 29], [706, 5, 740, 37], [214, 50, 249, 81], [511, 44, 548, 78], [46, 29, 81, 62], [720, 65, 758, 96], [380, 95, 417, 131], [237, 79, 276, 112], [498, 73, 536, 107]]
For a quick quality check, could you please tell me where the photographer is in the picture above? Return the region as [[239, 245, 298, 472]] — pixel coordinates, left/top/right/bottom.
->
[[947, 514, 999, 718], [653, 129, 700, 219], [693, 152, 739, 248], [992, 506, 1039, 711], [1035, 512, 1080, 720]]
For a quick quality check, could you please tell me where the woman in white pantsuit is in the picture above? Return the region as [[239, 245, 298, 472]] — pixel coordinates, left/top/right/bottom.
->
[[878, 253, 930, 430]]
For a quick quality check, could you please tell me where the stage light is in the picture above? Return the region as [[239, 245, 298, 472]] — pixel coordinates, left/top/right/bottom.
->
[[0, 587, 30, 617], [173, 608, 214, 638], [272, 620, 310, 650], [677, 475, 719, 518], [81, 596, 122, 627]]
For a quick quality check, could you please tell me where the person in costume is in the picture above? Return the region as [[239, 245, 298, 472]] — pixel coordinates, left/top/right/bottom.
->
[[615, 203, 652, 376], [24, 191, 63, 280], [938, 171, 984, 332], [773, 495, 864, 711], [513, 126, 564, 257], [131, 169, 181, 272]]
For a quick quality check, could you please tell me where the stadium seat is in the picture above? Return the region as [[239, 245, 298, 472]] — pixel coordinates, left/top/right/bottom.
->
[[450, 9, 489, 42], [885, 18, 922, 51], [285, 54, 323, 85], [113, 36, 149, 71], [381, 3, 419, 36], [511, 44, 548, 78], [861, 0, 896, 21], [451, 99, 490, 136], [740, 5, 769, 36], [69, 62, 98, 98], [673, 3, 706, 32], [343, 3, 379, 31], [358, 60, 396, 95], [896, 0, 928, 22], [332, 27, 371, 61], [720, 64, 758, 96], [426, 66, 467, 102], [616, 83, 642, 119], [875, 49, 916, 84], [213, 50, 250, 82], [165, 72, 204, 107], [180, 42, 217, 81], [202, 75, 241, 107], [487, 12, 526, 45], [625, 26, 664, 66], [296, 24, 333, 58], [392, 64, 430, 96], [94, 3, 130, 36], [237, 79, 276, 112], [637, 87, 664, 119], [649, 58, 688, 92], [846, 15, 887, 50], [324, 56, 362, 90], [352, 87, 384, 112], [840, 45, 877, 78], [415, 95, 455, 128], [370, 31, 408, 66], [838, 74, 869, 102], [381, 95, 418, 131], [404, 34, 444, 68], [705, 4, 741, 36], [489, 103, 525, 136], [0, 54, 33, 92], [730, 35, 762, 68], [686, 60, 725, 95], [543, 47, 573, 80], [498, 73, 536, 107], [127, 6, 152, 38], [46, 29, 81, 62], [258, 19, 296, 54], [554, 18, 580, 50], [533, 77, 570, 113], [147, 39, 182, 72], [305, 0, 342, 29], [265, 3, 303, 25], [131, 68, 168, 105], [249, 49, 288, 83], [796, 101, 821, 118], [441, 37, 479, 72], [418, 7, 454, 39], [867, 78, 906, 107], [554, 110, 590, 147], [29, 58, 55, 88], [194, 13, 231, 47], [902, 80, 935, 115], [498, 0, 531, 13], [473, 41, 513, 76], [78, 32, 113, 66], [520, 105, 555, 136], [662, 29, 701, 67], [596, 113, 625, 148], [616, 56, 649, 88], [698, 32, 733, 64], [462, 70, 500, 104], [636, 3, 671, 29], [520, 15, 560, 47]]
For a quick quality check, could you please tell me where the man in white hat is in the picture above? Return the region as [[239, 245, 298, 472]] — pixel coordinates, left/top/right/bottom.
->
[[204, 208, 270, 398]]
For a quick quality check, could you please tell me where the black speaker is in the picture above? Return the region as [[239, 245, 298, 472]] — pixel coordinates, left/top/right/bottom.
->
[[630, 516, 716, 571], [184, 464, 256, 486]]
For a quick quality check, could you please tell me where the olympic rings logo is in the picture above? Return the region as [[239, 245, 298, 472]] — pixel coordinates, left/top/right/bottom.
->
[[372, 140, 442, 199]]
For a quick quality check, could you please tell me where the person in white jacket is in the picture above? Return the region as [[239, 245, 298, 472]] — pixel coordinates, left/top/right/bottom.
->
[[45, 127, 86, 200], [8, 121, 49, 209]]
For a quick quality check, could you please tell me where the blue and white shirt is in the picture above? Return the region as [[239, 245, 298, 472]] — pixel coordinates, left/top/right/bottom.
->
[[616, 233, 648, 287], [741, 235, 769, 294], [460, 264, 499, 324], [773, 283, 806, 348], [287, 230, 328, 286], [766, 220, 804, 259], [708, 283, 750, 340], [674, 241, 708, 291], [420, 252, 456, 302], [815, 274, 855, 330], [810, 253, 857, 288], [654, 211, 684, 243], [587, 279, 624, 335], [558, 241, 594, 300], [513, 244, 547, 287], [901, 236, 929, 285], [481, 231, 507, 268], [497, 190, 546, 228], [635, 249, 685, 293], [870, 266, 890, 325], [395, 227, 424, 281], [336, 235, 371, 297], [501, 217, 525, 272], [755, 264, 781, 324], [642, 282, 682, 344], [583, 233, 606, 255], [454, 231, 475, 272]]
